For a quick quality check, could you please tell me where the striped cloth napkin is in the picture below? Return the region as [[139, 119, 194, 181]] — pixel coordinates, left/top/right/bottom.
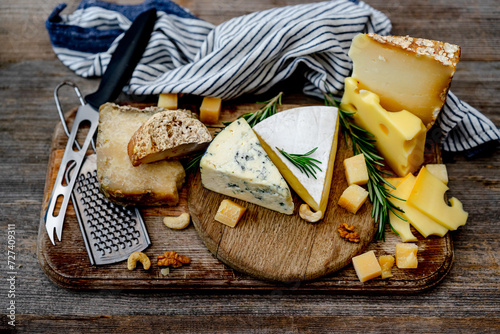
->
[[46, 0, 499, 154]]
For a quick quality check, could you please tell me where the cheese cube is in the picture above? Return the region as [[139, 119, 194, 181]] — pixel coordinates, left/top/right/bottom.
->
[[425, 164, 448, 185], [214, 199, 246, 228], [352, 250, 382, 282], [378, 255, 395, 279], [337, 184, 369, 214], [395, 243, 418, 269], [341, 78, 426, 177], [344, 154, 369, 186], [200, 97, 222, 123], [407, 166, 467, 230], [158, 93, 178, 110], [349, 33, 460, 129]]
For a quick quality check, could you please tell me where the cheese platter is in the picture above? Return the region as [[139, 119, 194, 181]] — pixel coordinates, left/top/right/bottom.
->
[[37, 101, 454, 292]]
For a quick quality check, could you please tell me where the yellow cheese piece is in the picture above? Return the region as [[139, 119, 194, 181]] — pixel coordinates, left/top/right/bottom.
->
[[344, 153, 369, 186], [341, 77, 426, 177], [200, 97, 222, 124], [158, 93, 178, 110], [352, 250, 382, 282], [395, 243, 418, 269], [425, 164, 448, 185], [389, 212, 418, 243], [214, 199, 247, 228], [349, 33, 460, 129], [378, 255, 395, 279], [384, 177, 403, 189], [407, 166, 468, 230], [389, 173, 449, 237], [337, 184, 369, 214]]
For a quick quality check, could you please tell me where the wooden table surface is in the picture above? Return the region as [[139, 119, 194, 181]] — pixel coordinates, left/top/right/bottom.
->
[[1, 0, 499, 332]]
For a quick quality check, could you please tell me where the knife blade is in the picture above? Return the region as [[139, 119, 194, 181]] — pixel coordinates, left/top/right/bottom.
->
[[44, 8, 157, 245]]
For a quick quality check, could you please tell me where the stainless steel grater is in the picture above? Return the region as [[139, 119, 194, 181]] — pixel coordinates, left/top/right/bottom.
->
[[65, 154, 150, 265], [55, 81, 151, 266]]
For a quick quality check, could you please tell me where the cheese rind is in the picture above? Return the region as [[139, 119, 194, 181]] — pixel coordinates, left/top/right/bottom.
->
[[407, 166, 468, 230], [200, 119, 294, 215], [252, 106, 339, 217], [341, 77, 426, 177], [349, 33, 460, 128], [352, 250, 382, 282], [389, 173, 449, 238]]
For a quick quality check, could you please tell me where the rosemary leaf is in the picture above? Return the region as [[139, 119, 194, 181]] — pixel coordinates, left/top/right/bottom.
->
[[277, 147, 322, 179], [324, 93, 406, 240]]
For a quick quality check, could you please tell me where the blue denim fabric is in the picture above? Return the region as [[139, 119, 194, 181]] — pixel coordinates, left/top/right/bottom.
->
[[46, 0, 199, 53]]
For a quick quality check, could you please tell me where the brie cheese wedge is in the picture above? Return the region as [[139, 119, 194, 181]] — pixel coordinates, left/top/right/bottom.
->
[[253, 106, 339, 218]]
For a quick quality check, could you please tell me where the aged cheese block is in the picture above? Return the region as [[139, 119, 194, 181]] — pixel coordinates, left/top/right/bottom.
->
[[96, 103, 185, 206], [352, 250, 382, 282], [252, 106, 339, 218], [158, 93, 178, 110], [200, 119, 294, 215], [388, 173, 449, 238], [337, 184, 369, 215], [127, 109, 212, 166], [341, 77, 426, 177], [349, 33, 461, 128], [343, 153, 369, 186], [199, 97, 222, 124], [407, 166, 468, 230], [378, 255, 395, 279], [395, 243, 419, 269]]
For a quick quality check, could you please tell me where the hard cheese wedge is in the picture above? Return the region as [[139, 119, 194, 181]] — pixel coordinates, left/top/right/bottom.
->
[[389, 173, 449, 238], [407, 166, 468, 230], [341, 77, 426, 177], [349, 33, 461, 128], [252, 106, 339, 218], [200, 119, 294, 215]]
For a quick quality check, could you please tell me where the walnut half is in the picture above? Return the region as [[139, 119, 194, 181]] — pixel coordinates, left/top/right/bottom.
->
[[157, 251, 191, 268]]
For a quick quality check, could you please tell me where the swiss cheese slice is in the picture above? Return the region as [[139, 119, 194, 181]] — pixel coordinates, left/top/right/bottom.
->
[[341, 77, 426, 177], [349, 33, 461, 128], [200, 119, 294, 215], [252, 106, 339, 218]]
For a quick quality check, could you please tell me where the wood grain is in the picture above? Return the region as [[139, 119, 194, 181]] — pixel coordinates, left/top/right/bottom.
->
[[37, 103, 453, 292], [1, 0, 499, 332]]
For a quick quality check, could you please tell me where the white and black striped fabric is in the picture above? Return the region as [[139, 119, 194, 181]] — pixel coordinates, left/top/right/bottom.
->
[[46, 0, 499, 153]]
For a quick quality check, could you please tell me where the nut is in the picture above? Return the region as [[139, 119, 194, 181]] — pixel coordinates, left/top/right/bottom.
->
[[163, 213, 190, 230], [338, 223, 360, 243], [299, 204, 322, 223], [127, 251, 151, 270], [157, 251, 191, 268]]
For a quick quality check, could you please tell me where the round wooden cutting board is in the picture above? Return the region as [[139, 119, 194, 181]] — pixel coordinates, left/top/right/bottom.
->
[[188, 134, 376, 282]]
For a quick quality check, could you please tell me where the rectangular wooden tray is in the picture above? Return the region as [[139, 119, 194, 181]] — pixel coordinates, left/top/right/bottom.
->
[[37, 103, 453, 292]]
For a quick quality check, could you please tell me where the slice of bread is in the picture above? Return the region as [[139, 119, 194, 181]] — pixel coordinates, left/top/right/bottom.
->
[[127, 109, 212, 166], [96, 103, 185, 206]]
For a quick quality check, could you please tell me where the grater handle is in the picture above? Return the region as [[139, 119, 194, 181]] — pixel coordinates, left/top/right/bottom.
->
[[85, 8, 157, 109]]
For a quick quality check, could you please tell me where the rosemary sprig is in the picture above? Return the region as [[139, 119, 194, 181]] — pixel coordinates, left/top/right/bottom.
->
[[184, 92, 284, 173], [224, 92, 283, 128], [324, 94, 405, 240], [277, 147, 322, 179]]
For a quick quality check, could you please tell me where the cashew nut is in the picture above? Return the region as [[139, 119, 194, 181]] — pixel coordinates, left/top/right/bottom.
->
[[163, 213, 191, 230], [299, 204, 323, 223], [127, 251, 151, 270]]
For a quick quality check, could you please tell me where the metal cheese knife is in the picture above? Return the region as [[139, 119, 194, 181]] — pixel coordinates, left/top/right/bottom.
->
[[44, 8, 157, 245]]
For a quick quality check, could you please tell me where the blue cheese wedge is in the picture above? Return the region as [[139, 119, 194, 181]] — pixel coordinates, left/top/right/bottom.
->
[[253, 106, 339, 219], [200, 119, 294, 215]]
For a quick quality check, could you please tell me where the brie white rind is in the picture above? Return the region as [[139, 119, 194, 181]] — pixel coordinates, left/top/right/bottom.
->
[[253, 106, 339, 218], [200, 119, 294, 215]]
